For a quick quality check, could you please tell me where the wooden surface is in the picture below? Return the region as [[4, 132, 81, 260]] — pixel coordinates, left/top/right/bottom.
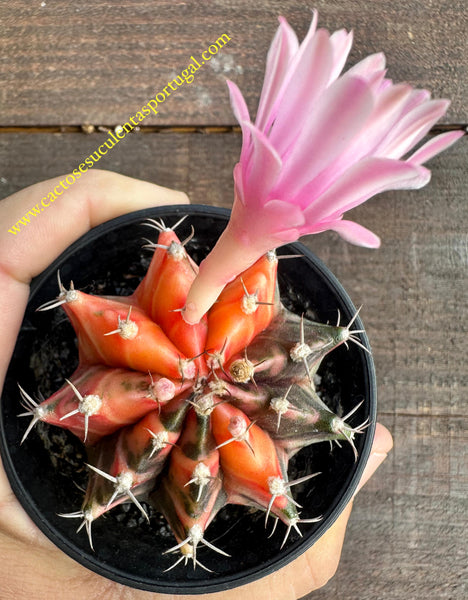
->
[[1, 0, 467, 125], [0, 1, 467, 599]]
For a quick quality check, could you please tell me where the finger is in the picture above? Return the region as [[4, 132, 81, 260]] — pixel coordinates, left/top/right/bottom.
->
[[0, 454, 55, 548], [353, 421, 393, 496]]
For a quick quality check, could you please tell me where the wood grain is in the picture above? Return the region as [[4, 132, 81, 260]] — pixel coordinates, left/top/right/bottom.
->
[[0, 0, 466, 125], [0, 131, 239, 207]]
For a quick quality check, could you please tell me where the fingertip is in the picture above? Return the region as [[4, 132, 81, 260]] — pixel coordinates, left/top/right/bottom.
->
[[0, 170, 190, 283], [181, 302, 200, 325], [354, 422, 393, 496], [373, 422, 394, 454], [173, 190, 190, 205]]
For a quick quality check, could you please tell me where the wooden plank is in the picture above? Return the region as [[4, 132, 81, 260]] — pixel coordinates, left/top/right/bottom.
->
[[0, 0, 466, 125], [0, 131, 240, 208]]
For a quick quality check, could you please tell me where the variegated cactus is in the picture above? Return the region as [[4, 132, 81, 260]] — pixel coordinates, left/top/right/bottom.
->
[[18, 216, 368, 571]]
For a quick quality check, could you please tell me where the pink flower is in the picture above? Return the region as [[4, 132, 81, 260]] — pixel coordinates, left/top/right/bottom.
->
[[183, 11, 463, 324]]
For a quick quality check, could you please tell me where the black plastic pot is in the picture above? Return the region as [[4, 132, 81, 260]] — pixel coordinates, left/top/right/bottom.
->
[[0, 205, 376, 595]]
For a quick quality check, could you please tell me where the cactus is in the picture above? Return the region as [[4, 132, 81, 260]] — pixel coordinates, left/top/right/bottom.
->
[[18, 217, 369, 571]]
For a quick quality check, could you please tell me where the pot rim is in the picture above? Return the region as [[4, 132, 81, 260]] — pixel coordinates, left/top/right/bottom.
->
[[0, 204, 377, 594]]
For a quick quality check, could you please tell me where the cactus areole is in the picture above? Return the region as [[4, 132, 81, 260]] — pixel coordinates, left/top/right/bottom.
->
[[1, 206, 376, 594]]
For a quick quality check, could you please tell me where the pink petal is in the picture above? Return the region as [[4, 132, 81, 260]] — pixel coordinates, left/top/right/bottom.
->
[[398, 88, 432, 118], [325, 219, 381, 248], [302, 157, 431, 224], [294, 82, 414, 207], [377, 77, 393, 92], [345, 54, 388, 95], [268, 28, 335, 156], [230, 194, 305, 249], [328, 28, 354, 83], [376, 99, 450, 159], [278, 10, 319, 85], [227, 78, 250, 123], [356, 83, 414, 154], [233, 162, 245, 205], [345, 52, 386, 80], [274, 75, 374, 199], [406, 130, 464, 165], [255, 16, 299, 132], [263, 10, 319, 133], [241, 121, 283, 208], [365, 70, 389, 94], [259, 199, 305, 243], [227, 80, 252, 167]]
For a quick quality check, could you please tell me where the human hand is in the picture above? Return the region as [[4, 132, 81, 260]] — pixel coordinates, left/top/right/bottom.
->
[[0, 170, 393, 600]]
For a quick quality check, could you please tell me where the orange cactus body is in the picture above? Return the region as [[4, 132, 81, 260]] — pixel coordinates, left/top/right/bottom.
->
[[205, 252, 279, 361], [167, 409, 220, 497], [151, 408, 226, 558], [62, 291, 194, 380], [135, 236, 208, 375], [113, 394, 190, 474], [81, 392, 191, 528], [132, 226, 182, 311], [211, 402, 288, 513], [21, 365, 179, 445]]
